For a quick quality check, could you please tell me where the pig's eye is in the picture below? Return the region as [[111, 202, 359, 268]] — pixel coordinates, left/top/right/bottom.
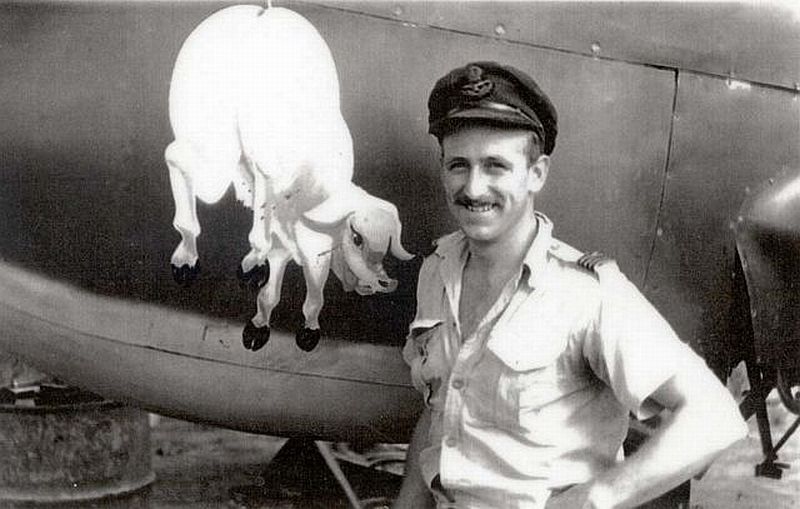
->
[[350, 226, 364, 247]]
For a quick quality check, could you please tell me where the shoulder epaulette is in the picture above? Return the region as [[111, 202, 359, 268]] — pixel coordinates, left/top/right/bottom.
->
[[548, 239, 584, 263], [576, 251, 616, 272], [549, 239, 616, 274]]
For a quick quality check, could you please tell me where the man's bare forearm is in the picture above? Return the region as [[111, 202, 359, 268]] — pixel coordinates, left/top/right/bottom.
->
[[393, 408, 436, 509], [584, 369, 748, 509]]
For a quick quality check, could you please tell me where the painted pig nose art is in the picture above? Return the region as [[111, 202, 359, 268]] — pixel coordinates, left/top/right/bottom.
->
[[166, 6, 412, 353]]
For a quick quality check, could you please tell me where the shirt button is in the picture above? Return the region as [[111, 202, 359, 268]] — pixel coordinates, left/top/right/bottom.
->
[[445, 437, 457, 447], [451, 379, 464, 390]]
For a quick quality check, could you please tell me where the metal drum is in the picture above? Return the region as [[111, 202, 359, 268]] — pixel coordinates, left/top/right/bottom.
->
[[0, 386, 154, 506]]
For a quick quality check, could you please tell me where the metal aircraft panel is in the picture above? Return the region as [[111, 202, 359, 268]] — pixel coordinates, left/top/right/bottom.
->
[[1, 0, 798, 444], [0, 1, 673, 341], [308, 3, 675, 284], [320, 1, 800, 90], [0, 261, 422, 442], [644, 72, 800, 368]]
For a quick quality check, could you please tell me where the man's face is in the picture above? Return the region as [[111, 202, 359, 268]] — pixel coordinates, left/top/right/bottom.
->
[[440, 125, 548, 246]]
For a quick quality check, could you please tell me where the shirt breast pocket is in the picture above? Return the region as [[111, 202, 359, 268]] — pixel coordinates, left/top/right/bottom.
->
[[487, 315, 568, 372], [487, 317, 571, 421]]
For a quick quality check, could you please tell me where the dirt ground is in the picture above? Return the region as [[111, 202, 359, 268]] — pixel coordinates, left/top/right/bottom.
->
[[4, 388, 794, 508], [146, 418, 401, 509], [141, 391, 799, 509], [690, 393, 800, 509]]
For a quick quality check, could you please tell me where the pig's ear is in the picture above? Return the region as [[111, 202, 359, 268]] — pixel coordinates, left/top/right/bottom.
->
[[302, 187, 369, 229]]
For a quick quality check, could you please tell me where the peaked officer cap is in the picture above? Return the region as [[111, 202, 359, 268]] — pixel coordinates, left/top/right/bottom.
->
[[428, 61, 558, 155]]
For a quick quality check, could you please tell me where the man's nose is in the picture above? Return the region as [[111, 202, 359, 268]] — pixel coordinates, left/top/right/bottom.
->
[[463, 168, 489, 198]]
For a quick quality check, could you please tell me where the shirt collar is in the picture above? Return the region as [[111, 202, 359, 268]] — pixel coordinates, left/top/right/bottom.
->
[[522, 212, 553, 289], [433, 211, 554, 289]]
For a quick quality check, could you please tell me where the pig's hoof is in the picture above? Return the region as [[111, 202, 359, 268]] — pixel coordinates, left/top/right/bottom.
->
[[237, 262, 270, 291], [296, 328, 321, 352], [243, 321, 270, 351], [172, 263, 199, 286]]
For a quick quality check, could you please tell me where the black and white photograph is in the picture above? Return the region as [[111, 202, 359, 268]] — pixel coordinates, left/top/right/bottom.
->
[[0, 1, 798, 507]]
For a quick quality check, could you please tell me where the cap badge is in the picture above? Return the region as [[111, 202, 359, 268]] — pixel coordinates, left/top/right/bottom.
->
[[461, 65, 493, 100]]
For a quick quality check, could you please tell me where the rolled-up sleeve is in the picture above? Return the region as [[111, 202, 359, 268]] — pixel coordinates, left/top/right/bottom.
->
[[583, 263, 707, 417], [403, 255, 448, 402]]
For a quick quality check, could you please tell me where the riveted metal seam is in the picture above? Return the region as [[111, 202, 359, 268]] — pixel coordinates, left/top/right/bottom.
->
[[308, 2, 800, 92]]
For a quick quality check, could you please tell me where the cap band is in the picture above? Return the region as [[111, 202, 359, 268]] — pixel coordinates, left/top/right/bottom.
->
[[446, 100, 544, 136]]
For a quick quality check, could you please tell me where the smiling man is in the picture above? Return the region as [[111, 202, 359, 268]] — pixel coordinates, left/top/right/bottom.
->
[[395, 62, 747, 509]]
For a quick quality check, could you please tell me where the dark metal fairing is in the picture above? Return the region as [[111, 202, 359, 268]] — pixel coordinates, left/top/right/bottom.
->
[[735, 168, 800, 370], [643, 72, 800, 372]]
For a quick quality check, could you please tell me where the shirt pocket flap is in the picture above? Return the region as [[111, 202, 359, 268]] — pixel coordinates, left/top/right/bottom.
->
[[404, 321, 447, 404], [409, 319, 444, 340], [405, 320, 444, 362], [487, 315, 568, 371]]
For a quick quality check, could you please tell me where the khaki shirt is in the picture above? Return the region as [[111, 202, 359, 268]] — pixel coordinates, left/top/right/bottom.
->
[[403, 213, 707, 509]]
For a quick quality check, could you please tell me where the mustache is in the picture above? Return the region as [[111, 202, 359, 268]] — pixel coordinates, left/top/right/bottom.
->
[[454, 194, 495, 207]]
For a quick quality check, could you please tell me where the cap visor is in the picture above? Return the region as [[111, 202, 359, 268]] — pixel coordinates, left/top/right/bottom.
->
[[431, 108, 541, 136]]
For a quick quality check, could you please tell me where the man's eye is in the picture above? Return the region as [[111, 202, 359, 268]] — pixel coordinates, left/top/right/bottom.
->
[[446, 162, 468, 172]]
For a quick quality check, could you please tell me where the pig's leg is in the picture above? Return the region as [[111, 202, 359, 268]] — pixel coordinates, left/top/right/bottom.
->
[[238, 163, 272, 290], [295, 254, 331, 352], [165, 140, 204, 286], [243, 246, 291, 352]]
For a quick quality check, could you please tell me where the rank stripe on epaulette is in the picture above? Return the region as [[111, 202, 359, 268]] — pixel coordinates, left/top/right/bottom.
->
[[577, 251, 615, 272]]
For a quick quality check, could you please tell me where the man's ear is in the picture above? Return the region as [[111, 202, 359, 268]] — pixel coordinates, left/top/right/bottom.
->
[[527, 154, 550, 193]]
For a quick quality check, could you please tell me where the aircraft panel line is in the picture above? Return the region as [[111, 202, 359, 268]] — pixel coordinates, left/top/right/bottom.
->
[[643, 69, 681, 287], [0, 293, 413, 390], [309, 1, 800, 94]]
